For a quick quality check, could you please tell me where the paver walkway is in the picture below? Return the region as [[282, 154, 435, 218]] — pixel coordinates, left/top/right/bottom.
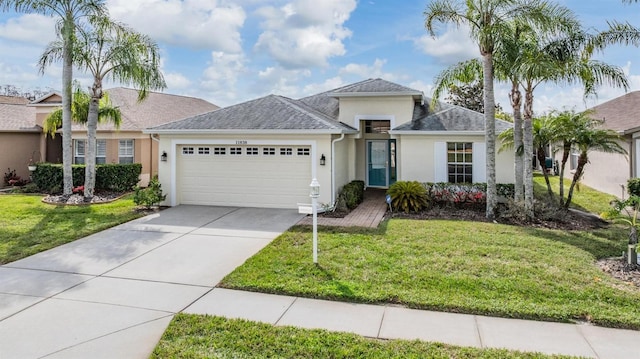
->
[[186, 288, 640, 359], [298, 188, 387, 228]]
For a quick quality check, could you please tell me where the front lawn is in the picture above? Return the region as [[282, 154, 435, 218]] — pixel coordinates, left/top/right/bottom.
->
[[221, 220, 640, 329], [0, 193, 143, 264], [533, 173, 618, 215], [152, 315, 572, 359]]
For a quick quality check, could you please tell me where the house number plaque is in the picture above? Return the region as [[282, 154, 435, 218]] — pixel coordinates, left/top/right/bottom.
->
[[235, 140, 248, 144]]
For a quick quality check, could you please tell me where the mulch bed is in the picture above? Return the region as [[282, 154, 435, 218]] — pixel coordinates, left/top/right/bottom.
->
[[43, 191, 124, 205], [598, 258, 640, 289]]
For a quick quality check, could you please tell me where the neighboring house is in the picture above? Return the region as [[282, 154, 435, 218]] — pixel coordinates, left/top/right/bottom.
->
[[146, 78, 515, 209], [561, 91, 639, 198], [0, 89, 218, 186]]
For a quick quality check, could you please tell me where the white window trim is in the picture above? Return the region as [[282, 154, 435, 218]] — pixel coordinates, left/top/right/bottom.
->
[[119, 139, 134, 163]]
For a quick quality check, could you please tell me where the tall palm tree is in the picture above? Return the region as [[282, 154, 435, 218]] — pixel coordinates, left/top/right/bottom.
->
[[43, 86, 121, 138], [0, 0, 107, 196], [425, 0, 576, 219], [40, 17, 166, 198]]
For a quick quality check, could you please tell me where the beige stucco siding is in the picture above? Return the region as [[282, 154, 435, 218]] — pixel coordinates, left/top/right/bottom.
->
[[337, 96, 415, 129], [157, 133, 334, 207], [332, 135, 352, 200], [0, 132, 41, 181], [397, 135, 515, 184]]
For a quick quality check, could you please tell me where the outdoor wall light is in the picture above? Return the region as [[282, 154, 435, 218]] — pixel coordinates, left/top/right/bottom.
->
[[320, 154, 326, 166], [161, 151, 168, 162]]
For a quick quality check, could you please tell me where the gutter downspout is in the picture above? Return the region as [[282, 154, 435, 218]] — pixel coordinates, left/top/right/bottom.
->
[[331, 133, 346, 205]]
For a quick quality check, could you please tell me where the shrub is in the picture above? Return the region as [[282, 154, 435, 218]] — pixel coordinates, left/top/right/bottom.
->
[[3, 168, 28, 187], [133, 175, 166, 209], [387, 181, 429, 213], [32, 163, 141, 193], [337, 180, 365, 210], [497, 183, 516, 199], [628, 178, 640, 197]]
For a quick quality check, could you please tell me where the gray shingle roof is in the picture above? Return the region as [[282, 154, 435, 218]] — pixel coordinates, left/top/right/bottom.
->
[[329, 78, 423, 95], [393, 100, 512, 133], [152, 94, 356, 132], [588, 91, 640, 133], [76, 87, 219, 131]]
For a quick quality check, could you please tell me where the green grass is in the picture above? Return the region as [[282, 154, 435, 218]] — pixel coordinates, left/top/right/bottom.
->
[[533, 173, 617, 215], [152, 314, 574, 359], [221, 220, 640, 329], [0, 193, 144, 264]]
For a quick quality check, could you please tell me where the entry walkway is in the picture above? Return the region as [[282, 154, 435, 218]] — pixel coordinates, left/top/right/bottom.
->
[[186, 288, 640, 358], [298, 188, 388, 228]]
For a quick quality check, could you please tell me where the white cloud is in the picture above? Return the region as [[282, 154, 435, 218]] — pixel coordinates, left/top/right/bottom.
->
[[0, 14, 57, 46], [302, 76, 345, 96], [107, 0, 246, 52], [164, 72, 192, 90], [252, 66, 311, 98], [199, 51, 247, 106], [414, 25, 479, 65], [254, 0, 357, 68], [339, 59, 395, 80]]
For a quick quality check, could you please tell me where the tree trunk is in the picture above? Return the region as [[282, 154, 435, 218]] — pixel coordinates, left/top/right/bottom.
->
[[84, 82, 102, 199], [564, 151, 588, 209], [510, 82, 524, 202], [482, 53, 497, 219], [537, 145, 553, 198], [558, 141, 571, 206], [523, 87, 534, 219], [61, 19, 74, 196]]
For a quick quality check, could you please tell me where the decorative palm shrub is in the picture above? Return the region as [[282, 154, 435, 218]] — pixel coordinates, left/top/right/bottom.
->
[[387, 181, 429, 213], [133, 176, 166, 209]]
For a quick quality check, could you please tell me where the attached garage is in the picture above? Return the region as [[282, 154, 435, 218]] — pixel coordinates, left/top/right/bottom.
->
[[176, 144, 312, 209]]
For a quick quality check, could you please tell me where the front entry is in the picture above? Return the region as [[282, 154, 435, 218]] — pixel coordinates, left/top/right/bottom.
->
[[366, 140, 396, 188]]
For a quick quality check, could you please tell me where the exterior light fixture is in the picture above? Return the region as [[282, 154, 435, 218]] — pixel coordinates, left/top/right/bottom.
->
[[309, 178, 320, 264], [161, 151, 168, 162], [320, 154, 326, 166]]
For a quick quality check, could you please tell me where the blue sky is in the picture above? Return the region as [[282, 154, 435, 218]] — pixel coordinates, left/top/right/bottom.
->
[[0, 0, 638, 112]]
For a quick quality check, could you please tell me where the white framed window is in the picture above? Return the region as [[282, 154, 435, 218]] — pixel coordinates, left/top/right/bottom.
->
[[198, 147, 210, 155], [182, 147, 195, 155], [118, 139, 134, 164], [230, 147, 242, 155], [297, 148, 310, 156], [246, 147, 259, 155], [214, 147, 226, 155], [280, 148, 293, 156], [447, 142, 473, 183], [75, 139, 106, 164], [263, 147, 275, 155]]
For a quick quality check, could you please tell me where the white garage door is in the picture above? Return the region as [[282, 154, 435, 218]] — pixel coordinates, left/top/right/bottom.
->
[[177, 145, 312, 208]]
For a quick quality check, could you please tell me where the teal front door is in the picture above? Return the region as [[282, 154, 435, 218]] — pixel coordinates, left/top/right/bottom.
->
[[367, 140, 388, 187]]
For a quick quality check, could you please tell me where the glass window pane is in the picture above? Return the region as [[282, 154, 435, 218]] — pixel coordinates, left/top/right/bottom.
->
[[96, 140, 107, 157]]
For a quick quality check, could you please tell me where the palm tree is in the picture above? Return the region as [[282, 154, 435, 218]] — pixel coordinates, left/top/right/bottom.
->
[[43, 86, 121, 138], [565, 119, 627, 209], [40, 17, 166, 198], [0, 0, 107, 196]]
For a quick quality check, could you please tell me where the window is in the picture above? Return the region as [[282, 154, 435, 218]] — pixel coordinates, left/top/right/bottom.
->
[[297, 148, 310, 156], [182, 147, 194, 155], [246, 147, 259, 155], [447, 142, 473, 183], [364, 120, 390, 134], [570, 149, 579, 170], [263, 147, 275, 155], [198, 147, 210, 155], [214, 147, 226, 155], [280, 148, 293, 156], [230, 147, 242, 155], [75, 139, 106, 164], [119, 140, 134, 164]]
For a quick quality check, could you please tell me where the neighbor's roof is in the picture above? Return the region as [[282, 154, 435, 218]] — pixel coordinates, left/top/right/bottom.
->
[[151, 94, 357, 133], [393, 100, 512, 133], [588, 91, 640, 134], [328, 78, 423, 98], [74, 88, 219, 131], [0, 96, 38, 132]]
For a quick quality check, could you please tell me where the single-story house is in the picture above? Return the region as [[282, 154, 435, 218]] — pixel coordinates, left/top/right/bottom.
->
[[561, 91, 640, 198], [0, 88, 218, 185], [146, 78, 515, 209]]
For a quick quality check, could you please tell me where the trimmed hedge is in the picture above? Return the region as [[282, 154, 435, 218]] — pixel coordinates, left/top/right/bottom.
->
[[337, 180, 365, 210], [32, 163, 142, 193], [419, 182, 515, 207]]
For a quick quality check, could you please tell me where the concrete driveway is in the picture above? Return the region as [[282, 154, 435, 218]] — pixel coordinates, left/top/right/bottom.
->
[[0, 206, 303, 359]]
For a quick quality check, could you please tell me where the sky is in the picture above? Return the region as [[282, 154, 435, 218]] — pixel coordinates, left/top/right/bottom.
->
[[0, 0, 638, 113]]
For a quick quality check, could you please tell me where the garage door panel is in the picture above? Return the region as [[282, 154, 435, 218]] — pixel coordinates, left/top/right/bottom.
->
[[177, 145, 312, 208]]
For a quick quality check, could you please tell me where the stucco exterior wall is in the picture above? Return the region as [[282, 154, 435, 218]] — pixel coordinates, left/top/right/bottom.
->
[[337, 96, 415, 129], [0, 132, 41, 182], [157, 133, 334, 207], [397, 135, 515, 184], [332, 135, 352, 202]]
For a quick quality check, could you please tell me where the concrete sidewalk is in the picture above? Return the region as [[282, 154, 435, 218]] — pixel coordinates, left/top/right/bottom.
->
[[185, 288, 640, 358]]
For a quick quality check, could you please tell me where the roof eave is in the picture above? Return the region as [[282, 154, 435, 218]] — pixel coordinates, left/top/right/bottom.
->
[[143, 129, 358, 135], [327, 91, 423, 99], [389, 130, 486, 135]]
